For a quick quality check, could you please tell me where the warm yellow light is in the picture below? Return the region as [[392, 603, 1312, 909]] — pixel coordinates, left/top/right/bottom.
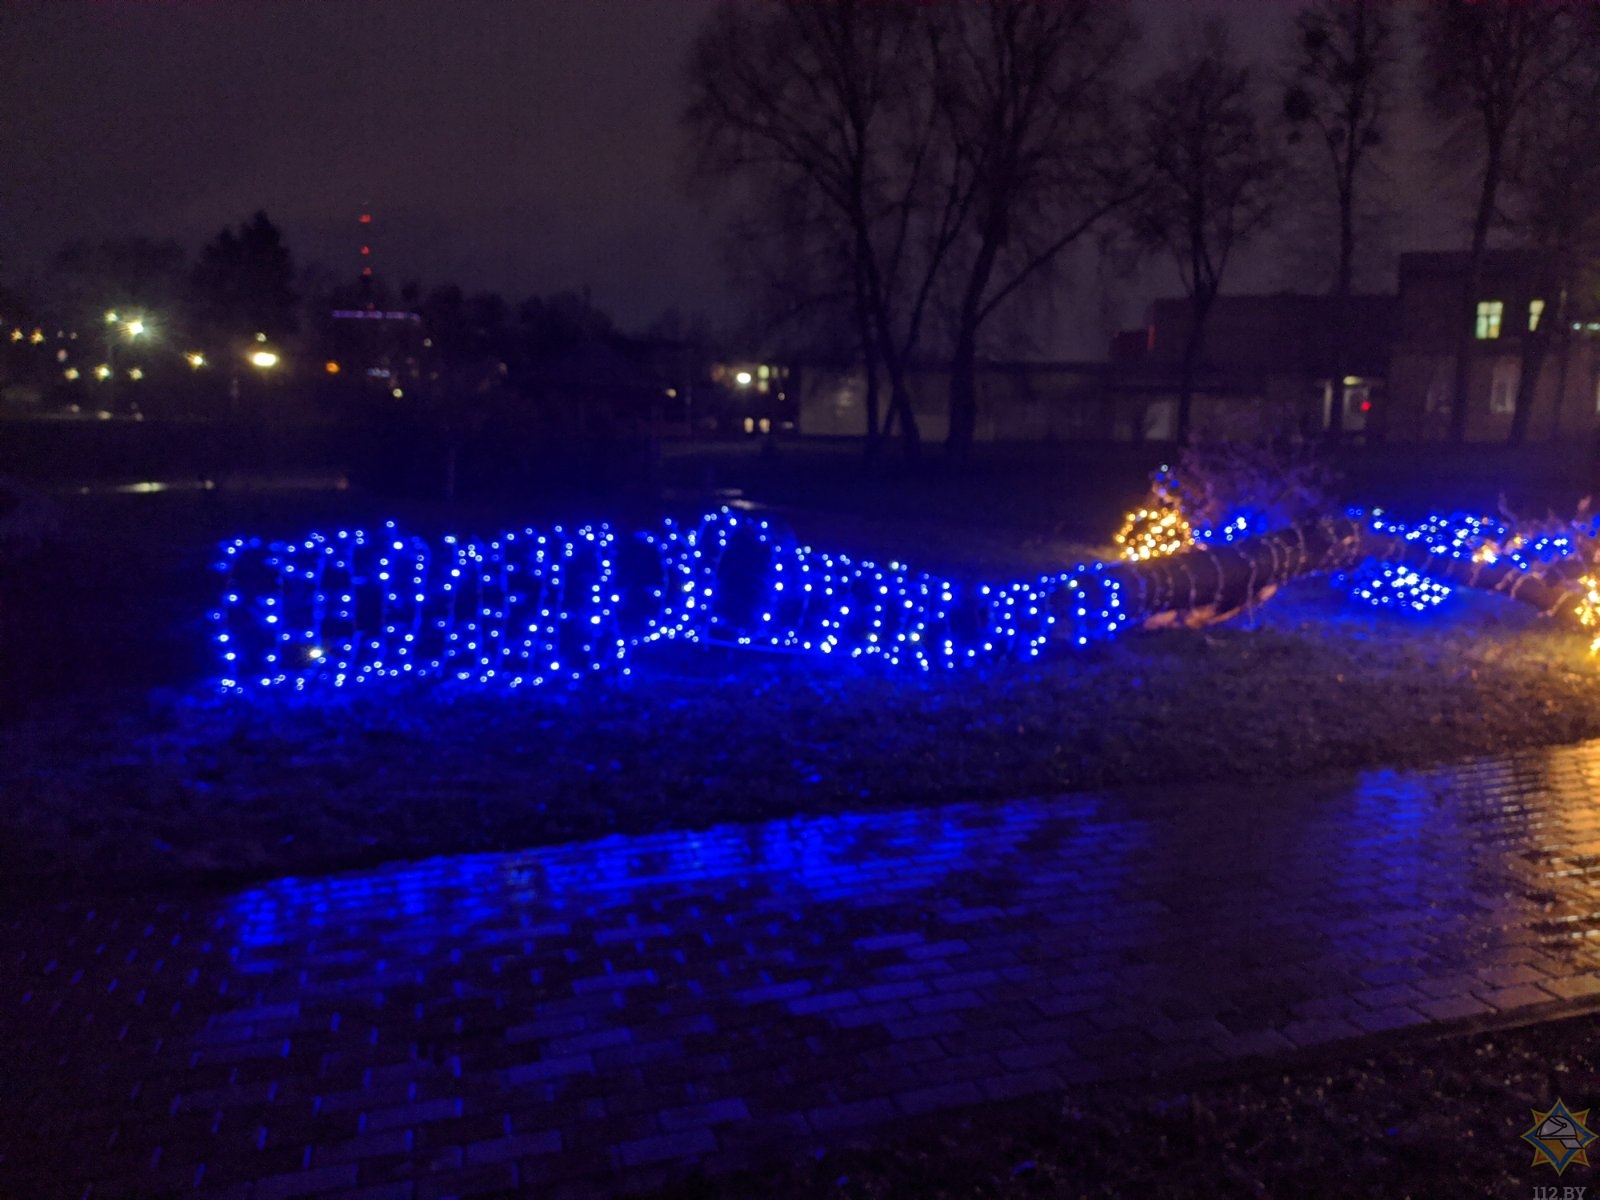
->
[[94, 364, 112, 380], [29, 329, 44, 344], [105, 311, 119, 324], [255, 332, 267, 343], [125, 319, 145, 337], [1578, 575, 1600, 655], [249, 350, 279, 369], [324, 360, 341, 375], [7, 329, 21, 342], [391, 386, 404, 398], [128, 367, 144, 380], [185, 352, 206, 369], [735, 370, 753, 386], [63, 367, 80, 381]]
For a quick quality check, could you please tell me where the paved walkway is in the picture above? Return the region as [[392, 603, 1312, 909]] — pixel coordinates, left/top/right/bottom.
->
[[7, 743, 1600, 1200]]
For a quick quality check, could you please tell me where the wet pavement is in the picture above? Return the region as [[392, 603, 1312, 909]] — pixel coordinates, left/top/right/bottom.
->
[[5, 741, 1600, 1199]]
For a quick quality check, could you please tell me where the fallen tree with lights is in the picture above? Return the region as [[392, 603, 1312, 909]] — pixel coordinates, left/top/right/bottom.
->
[[212, 491, 1600, 695]]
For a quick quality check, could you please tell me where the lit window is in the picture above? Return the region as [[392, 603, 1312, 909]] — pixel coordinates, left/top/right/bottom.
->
[[1475, 300, 1504, 339], [1529, 298, 1546, 331]]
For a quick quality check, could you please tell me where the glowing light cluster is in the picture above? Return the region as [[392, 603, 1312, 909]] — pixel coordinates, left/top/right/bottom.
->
[[1369, 511, 1589, 572], [1115, 470, 1192, 561], [1333, 558, 1453, 612], [213, 509, 1139, 692], [1576, 575, 1600, 655]]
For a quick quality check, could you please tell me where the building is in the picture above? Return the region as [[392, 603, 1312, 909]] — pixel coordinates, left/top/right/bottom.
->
[[1112, 292, 1396, 440], [799, 361, 1108, 442], [1386, 250, 1600, 441]]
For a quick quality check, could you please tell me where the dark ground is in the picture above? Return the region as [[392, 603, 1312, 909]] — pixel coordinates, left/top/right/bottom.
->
[[3, 439, 1600, 899], [646, 1004, 1600, 1199], [5, 434, 1600, 1197]]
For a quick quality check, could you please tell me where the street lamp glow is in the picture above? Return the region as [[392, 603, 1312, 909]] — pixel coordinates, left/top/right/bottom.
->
[[105, 311, 119, 324], [735, 370, 753, 386], [125, 319, 145, 337], [94, 364, 112, 380], [185, 352, 206, 369], [249, 350, 279, 369]]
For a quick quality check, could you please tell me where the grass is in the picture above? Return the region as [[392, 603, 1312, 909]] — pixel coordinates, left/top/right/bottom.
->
[[640, 1006, 1600, 1198], [3, 479, 1600, 899]]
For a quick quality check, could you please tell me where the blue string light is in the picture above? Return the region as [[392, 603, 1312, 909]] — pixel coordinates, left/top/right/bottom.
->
[[1332, 558, 1453, 612], [212, 506, 1600, 693], [213, 509, 1136, 692]]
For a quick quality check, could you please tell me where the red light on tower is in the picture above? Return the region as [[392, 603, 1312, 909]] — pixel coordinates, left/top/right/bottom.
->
[[359, 213, 371, 224]]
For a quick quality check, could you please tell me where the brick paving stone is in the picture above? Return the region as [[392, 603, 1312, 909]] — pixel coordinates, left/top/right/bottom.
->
[[14, 741, 1600, 1196]]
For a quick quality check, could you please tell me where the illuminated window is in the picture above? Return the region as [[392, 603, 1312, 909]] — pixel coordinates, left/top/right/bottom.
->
[[1475, 300, 1504, 339], [1529, 298, 1546, 331]]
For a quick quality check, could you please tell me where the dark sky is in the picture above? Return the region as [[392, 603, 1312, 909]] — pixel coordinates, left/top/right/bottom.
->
[[1, 1, 1453, 355], [1, 0, 727, 330]]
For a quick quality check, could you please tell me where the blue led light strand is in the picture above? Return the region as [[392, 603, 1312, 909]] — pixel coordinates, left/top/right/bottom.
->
[[212, 506, 1600, 693], [213, 509, 1138, 692]]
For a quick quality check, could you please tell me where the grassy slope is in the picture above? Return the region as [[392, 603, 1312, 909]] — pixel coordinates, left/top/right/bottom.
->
[[3, 569, 1597, 897]]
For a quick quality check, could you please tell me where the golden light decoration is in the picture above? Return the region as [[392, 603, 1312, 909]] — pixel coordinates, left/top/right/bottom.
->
[[1577, 574, 1600, 655], [1114, 471, 1194, 562], [1115, 505, 1194, 561]]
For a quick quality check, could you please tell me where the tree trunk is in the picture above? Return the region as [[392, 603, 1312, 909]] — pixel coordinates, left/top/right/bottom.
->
[[1176, 298, 1209, 443], [862, 355, 882, 459], [1553, 292, 1573, 440], [1326, 183, 1356, 442], [1507, 324, 1549, 446], [1449, 143, 1503, 444], [1056, 515, 1598, 640], [947, 325, 979, 460]]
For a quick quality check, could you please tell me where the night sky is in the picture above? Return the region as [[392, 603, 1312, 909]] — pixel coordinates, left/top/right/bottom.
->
[[2, 0, 1452, 354]]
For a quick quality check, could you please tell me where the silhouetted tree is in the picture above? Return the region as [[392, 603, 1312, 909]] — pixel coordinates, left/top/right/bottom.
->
[[193, 211, 297, 344], [937, 0, 1141, 457], [1501, 22, 1600, 444], [1127, 23, 1283, 443], [686, 0, 944, 458], [1282, 0, 1397, 440], [1421, 0, 1587, 443]]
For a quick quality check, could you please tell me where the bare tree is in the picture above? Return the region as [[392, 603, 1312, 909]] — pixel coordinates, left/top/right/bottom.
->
[[1501, 24, 1600, 445], [1126, 23, 1283, 444], [935, 0, 1141, 457], [685, 0, 956, 459], [1282, 0, 1397, 440], [1421, 0, 1586, 443]]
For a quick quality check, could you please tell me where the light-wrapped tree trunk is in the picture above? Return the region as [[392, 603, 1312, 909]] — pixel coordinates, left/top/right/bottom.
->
[[1065, 515, 1595, 637]]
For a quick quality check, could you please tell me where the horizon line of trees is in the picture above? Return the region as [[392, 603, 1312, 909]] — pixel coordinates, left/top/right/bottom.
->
[[684, 0, 1600, 455]]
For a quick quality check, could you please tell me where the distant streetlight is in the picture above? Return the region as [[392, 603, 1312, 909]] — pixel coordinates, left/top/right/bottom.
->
[[185, 352, 206, 369], [249, 349, 279, 369], [735, 370, 753, 387], [125, 319, 145, 337]]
